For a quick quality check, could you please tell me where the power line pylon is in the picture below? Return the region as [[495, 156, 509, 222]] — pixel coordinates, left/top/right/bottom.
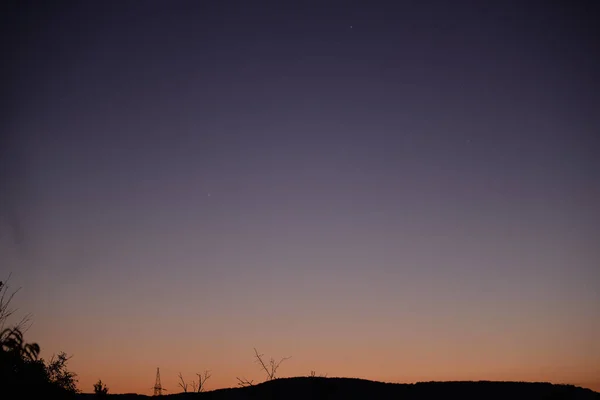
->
[[153, 367, 166, 396]]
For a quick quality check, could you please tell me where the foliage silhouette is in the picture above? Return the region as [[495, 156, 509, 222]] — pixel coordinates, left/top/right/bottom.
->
[[47, 351, 80, 393], [1, 326, 40, 360], [0, 274, 79, 399], [94, 379, 109, 396], [1, 326, 79, 399]]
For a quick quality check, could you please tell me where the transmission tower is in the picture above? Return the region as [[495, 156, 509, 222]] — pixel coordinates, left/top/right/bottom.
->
[[153, 367, 165, 396]]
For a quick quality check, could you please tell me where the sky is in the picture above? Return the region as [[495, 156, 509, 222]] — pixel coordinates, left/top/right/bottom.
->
[[1, 0, 599, 395]]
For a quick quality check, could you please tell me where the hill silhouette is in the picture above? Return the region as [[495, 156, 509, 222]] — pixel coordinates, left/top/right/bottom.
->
[[77, 377, 600, 400]]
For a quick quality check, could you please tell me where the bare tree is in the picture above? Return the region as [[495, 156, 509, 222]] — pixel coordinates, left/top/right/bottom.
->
[[177, 372, 188, 393], [235, 347, 291, 386], [236, 377, 254, 387], [179, 369, 212, 393], [253, 347, 291, 381], [191, 370, 212, 393]]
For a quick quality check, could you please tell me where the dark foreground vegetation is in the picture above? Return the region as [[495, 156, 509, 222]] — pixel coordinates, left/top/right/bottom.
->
[[2, 277, 79, 400], [76, 378, 599, 400]]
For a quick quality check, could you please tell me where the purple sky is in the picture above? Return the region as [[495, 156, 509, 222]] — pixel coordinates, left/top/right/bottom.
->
[[2, 0, 599, 394]]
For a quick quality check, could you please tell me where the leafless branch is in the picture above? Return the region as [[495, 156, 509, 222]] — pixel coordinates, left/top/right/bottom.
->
[[236, 377, 254, 387], [195, 370, 212, 392], [0, 273, 34, 336], [0, 273, 21, 330], [14, 313, 33, 333], [253, 347, 291, 381], [178, 372, 188, 393], [179, 369, 211, 393], [253, 348, 269, 377]]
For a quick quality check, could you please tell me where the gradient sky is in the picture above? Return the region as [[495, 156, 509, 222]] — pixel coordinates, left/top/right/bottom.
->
[[2, 0, 599, 395]]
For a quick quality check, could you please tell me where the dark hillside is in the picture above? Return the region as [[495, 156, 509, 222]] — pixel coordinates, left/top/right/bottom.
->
[[77, 378, 600, 400]]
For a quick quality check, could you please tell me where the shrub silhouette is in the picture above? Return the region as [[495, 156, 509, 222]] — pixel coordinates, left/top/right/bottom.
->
[[0, 275, 79, 399], [94, 379, 109, 396], [1, 326, 79, 399], [47, 351, 79, 393]]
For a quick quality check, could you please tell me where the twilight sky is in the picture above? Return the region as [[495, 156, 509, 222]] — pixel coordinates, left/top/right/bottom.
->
[[2, 0, 599, 395]]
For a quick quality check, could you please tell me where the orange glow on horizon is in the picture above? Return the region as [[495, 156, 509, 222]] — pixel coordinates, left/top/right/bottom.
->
[[33, 324, 600, 395]]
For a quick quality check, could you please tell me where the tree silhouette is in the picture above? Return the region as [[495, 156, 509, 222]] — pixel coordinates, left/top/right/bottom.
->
[[236, 377, 254, 387], [46, 352, 79, 393], [178, 372, 189, 392], [94, 379, 109, 396], [253, 347, 291, 381], [237, 347, 291, 386], [179, 370, 212, 393], [192, 370, 212, 393]]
